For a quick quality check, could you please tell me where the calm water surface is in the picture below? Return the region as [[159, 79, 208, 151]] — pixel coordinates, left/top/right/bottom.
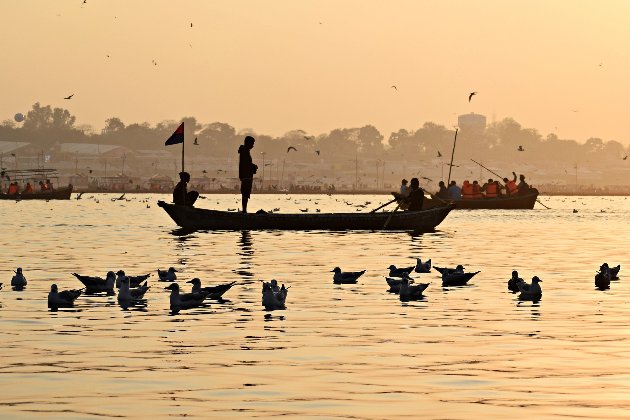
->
[[0, 194, 628, 419]]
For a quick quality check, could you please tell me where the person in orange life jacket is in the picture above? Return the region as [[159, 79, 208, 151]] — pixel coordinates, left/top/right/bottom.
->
[[22, 182, 34, 194], [45, 179, 54, 192], [472, 180, 484, 198], [503, 172, 519, 196], [7, 182, 18, 194], [482, 178, 499, 198], [39, 181, 47, 192], [461, 180, 473, 199]]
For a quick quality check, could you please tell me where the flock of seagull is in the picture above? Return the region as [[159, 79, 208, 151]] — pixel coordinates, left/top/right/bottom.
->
[[2, 258, 620, 313]]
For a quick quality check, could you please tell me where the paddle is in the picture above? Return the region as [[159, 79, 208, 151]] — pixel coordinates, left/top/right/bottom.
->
[[536, 199, 551, 209], [370, 198, 397, 213], [382, 204, 400, 229]]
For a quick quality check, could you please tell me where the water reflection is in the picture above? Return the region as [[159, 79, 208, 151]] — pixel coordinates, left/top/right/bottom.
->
[[234, 230, 254, 279]]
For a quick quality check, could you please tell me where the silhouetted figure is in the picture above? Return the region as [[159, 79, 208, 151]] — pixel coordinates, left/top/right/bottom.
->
[[405, 178, 424, 211], [173, 171, 198, 206], [45, 179, 54, 192], [436, 181, 448, 198], [518, 174, 530, 194], [468, 91, 477, 102], [238, 136, 258, 213], [503, 172, 519, 196], [399, 179, 410, 197]]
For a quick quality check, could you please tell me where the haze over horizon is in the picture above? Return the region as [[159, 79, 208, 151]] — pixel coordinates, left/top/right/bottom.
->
[[2, 1, 629, 144]]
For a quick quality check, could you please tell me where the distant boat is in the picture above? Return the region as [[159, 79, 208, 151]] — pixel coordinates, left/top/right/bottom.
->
[[157, 200, 453, 231], [412, 189, 539, 210], [0, 169, 73, 200]]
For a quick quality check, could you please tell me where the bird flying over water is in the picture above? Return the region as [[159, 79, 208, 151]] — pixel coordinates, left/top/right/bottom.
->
[[437, 151, 442, 158], [518, 145, 525, 151], [391, 85, 397, 91], [315, 150, 320, 156], [64, 94, 74, 100], [287, 146, 297, 153], [623, 156, 628, 160], [468, 92, 477, 102]]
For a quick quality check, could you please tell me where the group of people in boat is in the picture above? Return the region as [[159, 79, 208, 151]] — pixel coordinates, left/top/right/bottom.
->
[[4, 179, 54, 195], [434, 172, 531, 200]]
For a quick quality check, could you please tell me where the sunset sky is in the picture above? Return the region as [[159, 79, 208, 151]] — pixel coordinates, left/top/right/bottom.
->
[[2, 1, 629, 143]]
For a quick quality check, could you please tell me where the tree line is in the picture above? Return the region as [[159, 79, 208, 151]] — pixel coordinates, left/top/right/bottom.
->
[[1, 102, 627, 167]]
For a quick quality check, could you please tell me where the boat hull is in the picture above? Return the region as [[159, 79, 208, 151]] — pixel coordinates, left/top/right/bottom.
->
[[423, 189, 539, 210], [157, 200, 453, 231], [0, 185, 73, 200]]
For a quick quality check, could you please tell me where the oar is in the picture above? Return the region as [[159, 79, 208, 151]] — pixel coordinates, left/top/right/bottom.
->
[[383, 204, 400, 229], [536, 198, 551, 209], [370, 198, 397, 213]]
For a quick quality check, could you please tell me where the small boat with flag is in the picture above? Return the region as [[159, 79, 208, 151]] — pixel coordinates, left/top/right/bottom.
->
[[0, 169, 73, 200], [157, 200, 453, 231]]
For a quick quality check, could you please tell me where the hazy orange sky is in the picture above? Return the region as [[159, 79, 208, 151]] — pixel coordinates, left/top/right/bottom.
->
[[2, 1, 629, 143]]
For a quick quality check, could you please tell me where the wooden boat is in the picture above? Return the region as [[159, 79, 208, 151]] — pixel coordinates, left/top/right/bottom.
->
[[158, 200, 453, 231], [421, 189, 539, 210], [0, 169, 73, 200]]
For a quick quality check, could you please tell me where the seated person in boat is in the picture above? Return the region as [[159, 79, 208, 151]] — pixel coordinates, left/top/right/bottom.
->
[[45, 179, 54, 192], [503, 172, 519, 196], [461, 180, 473, 199], [481, 179, 500, 199], [39, 181, 47, 192], [173, 171, 199, 207], [447, 181, 462, 200], [435, 181, 448, 198], [391, 179, 411, 208], [7, 182, 19, 195], [404, 178, 424, 211], [517, 174, 530, 194], [22, 182, 34, 194], [472, 180, 484, 198]]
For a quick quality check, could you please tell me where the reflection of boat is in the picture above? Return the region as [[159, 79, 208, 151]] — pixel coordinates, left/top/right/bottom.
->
[[0, 169, 73, 200], [415, 189, 539, 210], [157, 200, 453, 231]]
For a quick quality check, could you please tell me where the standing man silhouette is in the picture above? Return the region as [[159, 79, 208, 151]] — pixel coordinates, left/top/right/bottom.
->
[[238, 136, 258, 213]]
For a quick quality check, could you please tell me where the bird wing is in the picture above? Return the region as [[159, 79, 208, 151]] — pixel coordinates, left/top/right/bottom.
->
[[287, 146, 297, 152]]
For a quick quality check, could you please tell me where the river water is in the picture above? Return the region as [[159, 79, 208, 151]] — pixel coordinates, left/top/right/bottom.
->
[[0, 194, 628, 419]]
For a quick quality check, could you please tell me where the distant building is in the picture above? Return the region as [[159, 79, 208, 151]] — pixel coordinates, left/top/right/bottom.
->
[[56, 143, 130, 158], [458, 113, 486, 133]]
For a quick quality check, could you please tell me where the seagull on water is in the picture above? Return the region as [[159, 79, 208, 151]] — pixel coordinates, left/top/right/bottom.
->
[[187, 278, 236, 300], [262, 280, 288, 310], [165, 283, 208, 312], [399, 273, 429, 300], [331, 267, 366, 284], [414, 258, 432, 273], [11, 268, 27, 288], [517, 276, 542, 300], [48, 284, 83, 307], [157, 267, 178, 282], [116, 270, 151, 288], [388, 264, 415, 278], [118, 278, 150, 302], [73, 271, 116, 294], [507, 270, 525, 292]]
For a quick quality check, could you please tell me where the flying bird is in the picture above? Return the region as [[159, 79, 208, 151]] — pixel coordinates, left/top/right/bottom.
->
[[64, 94, 74, 100], [287, 146, 297, 153], [202, 169, 207, 174], [437, 151, 442, 158], [518, 145, 525, 152], [391, 85, 397, 91], [315, 150, 320, 156], [624, 156, 628, 160], [468, 92, 477, 102], [193, 137, 199, 145], [304, 135, 314, 140], [190, 23, 193, 27]]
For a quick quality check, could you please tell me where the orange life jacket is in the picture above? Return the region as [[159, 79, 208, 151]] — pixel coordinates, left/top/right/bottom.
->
[[506, 180, 518, 195], [8, 184, 18, 194], [485, 182, 498, 198], [461, 181, 474, 199], [24, 184, 33, 193], [472, 183, 483, 199]]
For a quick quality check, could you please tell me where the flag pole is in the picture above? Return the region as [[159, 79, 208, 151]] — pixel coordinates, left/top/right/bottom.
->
[[447, 128, 458, 186]]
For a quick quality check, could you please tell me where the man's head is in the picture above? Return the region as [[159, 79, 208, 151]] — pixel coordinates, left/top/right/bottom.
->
[[488, 179, 493, 183], [409, 178, 419, 189], [179, 171, 191, 182], [450, 181, 456, 186], [519, 174, 525, 181], [503, 177, 509, 183], [438, 181, 445, 187], [401, 179, 408, 185], [244, 135, 256, 149]]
